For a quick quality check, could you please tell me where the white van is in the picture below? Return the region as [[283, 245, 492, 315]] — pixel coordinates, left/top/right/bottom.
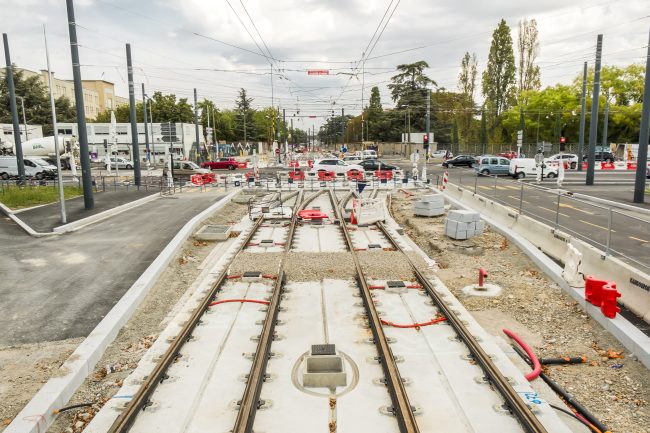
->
[[0, 156, 58, 180], [361, 149, 377, 160], [509, 158, 559, 179]]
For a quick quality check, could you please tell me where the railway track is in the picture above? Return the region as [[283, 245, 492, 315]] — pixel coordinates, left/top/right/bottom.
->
[[84, 187, 571, 433]]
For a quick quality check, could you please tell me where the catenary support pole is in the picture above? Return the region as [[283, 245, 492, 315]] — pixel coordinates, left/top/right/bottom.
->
[[602, 100, 609, 148], [586, 34, 603, 186], [44, 25, 66, 223], [425, 89, 430, 160], [126, 43, 141, 186], [633, 28, 650, 203], [65, 0, 94, 208], [577, 62, 587, 171], [194, 88, 200, 163], [142, 83, 150, 167], [341, 108, 345, 145], [2, 33, 25, 183]]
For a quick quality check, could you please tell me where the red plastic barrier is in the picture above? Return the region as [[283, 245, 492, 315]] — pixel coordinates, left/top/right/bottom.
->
[[245, 171, 256, 181], [289, 160, 299, 168], [237, 161, 248, 169], [347, 169, 364, 181], [627, 162, 637, 170], [202, 173, 216, 183], [308, 159, 314, 168], [601, 162, 615, 170], [585, 276, 609, 307], [297, 209, 328, 220], [317, 170, 335, 181], [375, 170, 393, 180], [289, 170, 305, 181], [581, 161, 588, 170], [600, 284, 621, 318], [191, 174, 204, 185]]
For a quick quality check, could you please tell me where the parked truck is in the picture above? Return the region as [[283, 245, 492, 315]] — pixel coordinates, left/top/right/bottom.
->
[[0, 135, 77, 170]]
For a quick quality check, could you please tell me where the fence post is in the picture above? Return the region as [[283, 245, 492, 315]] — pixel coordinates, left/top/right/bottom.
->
[[518, 183, 524, 214], [555, 192, 561, 228], [605, 207, 612, 256], [493, 175, 498, 197], [474, 176, 478, 194]]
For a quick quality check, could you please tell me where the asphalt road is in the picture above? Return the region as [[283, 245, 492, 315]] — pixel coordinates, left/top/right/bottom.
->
[[0, 190, 225, 345], [419, 164, 650, 272]]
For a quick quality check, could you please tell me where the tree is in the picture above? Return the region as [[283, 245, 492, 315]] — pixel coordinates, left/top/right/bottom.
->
[[518, 18, 541, 97], [367, 86, 383, 141], [235, 88, 253, 142], [458, 52, 478, 101], [388, 61, 436, 106], [482, 19, 517, 117]]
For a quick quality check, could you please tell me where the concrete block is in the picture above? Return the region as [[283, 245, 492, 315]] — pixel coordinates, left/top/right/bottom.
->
[[447, 209, 479, 223], [414, 207, 445, 217], [475, 220, 485, 233], [421, 194, 444, 205], [445, 219, 458, 232]]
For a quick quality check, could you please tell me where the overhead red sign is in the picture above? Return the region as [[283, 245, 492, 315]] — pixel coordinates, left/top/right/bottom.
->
[[307, 69, 329, 76], [308, 115, 317, 118]]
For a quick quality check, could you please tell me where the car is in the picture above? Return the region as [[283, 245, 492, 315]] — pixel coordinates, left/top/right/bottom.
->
[[431, 149, 452, 159], [360, 149, 378, 159], [201, 157, 239, 170], [172, 160, 210, 177], [0, 156, 57, 179], [358, 159, 398, 171], [546, 153, 578, 169], [311, 158, 364, 174], [343, 155, 362, 164], [442, 155, 476, 168], [496, 151, 518, 159], [475, 156, 511, 176], [582, 151, 616, 163], [105, 157, 134, 169]]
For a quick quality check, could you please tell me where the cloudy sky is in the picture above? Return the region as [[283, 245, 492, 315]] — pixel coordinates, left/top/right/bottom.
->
[[1, 0, 648, 128]]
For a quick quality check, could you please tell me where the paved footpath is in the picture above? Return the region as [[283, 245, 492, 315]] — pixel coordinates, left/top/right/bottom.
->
[[0, 191, 225, 345]]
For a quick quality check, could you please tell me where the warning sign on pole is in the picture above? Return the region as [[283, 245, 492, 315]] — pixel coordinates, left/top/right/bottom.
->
[[307, 69, 330, 76]]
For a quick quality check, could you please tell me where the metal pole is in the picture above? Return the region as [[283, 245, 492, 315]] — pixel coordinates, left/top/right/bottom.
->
[[65, 0, 93, 208], [149, 99, 154, 167], [126, 43, 141, 186], [3, 34, 25, 183], [44, 25, 67, 223], [194, 88, 200, 163], [577, 62, 587, 171], [19, 97, 28, 141], [341, 108, 345, 145], [602, 101, 609, 149], [425, 90, 430, 161], [519, 183, 524, 214], [605, 207, 612, 255], [142, 83, 150, 168], [633, 29, 650, 203], [586, 34, 603, 186], [555, 192, 561, 228]]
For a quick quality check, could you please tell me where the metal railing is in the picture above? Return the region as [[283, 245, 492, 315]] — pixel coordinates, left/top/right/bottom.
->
[[456, 173, 650, 274]]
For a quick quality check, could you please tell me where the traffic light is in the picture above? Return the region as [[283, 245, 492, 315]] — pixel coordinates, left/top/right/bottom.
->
[[423, 134, 429, 147], [560, 136, 566, 152]]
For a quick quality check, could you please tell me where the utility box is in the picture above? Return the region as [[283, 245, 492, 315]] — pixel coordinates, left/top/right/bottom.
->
[[302, 344, 347, 389], [194, 224, 231, 241]]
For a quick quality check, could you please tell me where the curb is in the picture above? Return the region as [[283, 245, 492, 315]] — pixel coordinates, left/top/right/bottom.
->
[[0, 202, 56, 237], [53, 192, 160, 234], [4, 188, 241, 433], [443, 189, 650, 371]]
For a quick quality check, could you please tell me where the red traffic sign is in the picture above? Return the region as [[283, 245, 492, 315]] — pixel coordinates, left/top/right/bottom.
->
[[275, 148, 280, 154], [307, 69, 329, 75]]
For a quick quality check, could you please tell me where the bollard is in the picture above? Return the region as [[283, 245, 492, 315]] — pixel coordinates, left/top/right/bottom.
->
[[478, 268, 488, 288], [600, 284, 621, 318], [584, 276, 609, 307]]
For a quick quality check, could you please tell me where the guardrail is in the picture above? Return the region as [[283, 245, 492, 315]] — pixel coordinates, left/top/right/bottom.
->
[[456, 173, 650, 274]]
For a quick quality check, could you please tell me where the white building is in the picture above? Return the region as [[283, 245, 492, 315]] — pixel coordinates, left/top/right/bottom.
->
[[0, 124, 44, 146]]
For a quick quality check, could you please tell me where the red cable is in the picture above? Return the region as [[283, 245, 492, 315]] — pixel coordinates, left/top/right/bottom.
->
[[209, 299, 270, 307], [503, 328, 542, 381], [381, 317, 447, 328]]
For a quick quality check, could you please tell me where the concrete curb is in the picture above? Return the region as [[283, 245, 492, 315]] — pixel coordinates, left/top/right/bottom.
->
[[4, 188, 241, 433], [0, 202, 56, 237], [53, 192, 160, 234], [443, 189, 650, 371]]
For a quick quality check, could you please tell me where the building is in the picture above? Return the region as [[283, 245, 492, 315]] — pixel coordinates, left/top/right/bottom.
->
[[0, 124, 44, 146], [2, 67, 129, 120]]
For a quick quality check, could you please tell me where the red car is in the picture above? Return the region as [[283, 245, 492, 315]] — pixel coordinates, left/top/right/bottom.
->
[[497, 151, 518, 159], [201, 157, 239, 170]]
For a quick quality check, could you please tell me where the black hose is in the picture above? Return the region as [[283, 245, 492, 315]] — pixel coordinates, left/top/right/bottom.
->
[[52, 402, 93, 414], [540, 356, 586, 365], [549, 404, 593, 431], [511, 345, 610, 433]]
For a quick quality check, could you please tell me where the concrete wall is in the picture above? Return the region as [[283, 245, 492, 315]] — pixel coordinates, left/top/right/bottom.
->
[[445, 183, 650, 323]]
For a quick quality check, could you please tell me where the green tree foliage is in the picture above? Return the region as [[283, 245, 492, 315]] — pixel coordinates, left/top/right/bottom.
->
[[458, 52, 478, 100], [1, 67, 77, 136], [367, 86, 383, 140], [482, 19, 517, 117], [235, 88, 254, 142], [94, 91, 192, 124]]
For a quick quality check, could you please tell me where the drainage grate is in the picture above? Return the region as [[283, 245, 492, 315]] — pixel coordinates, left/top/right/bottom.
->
[[311, 344, 336, 356], [368, 243, 382, 249], [386, 281, 406, 289], [260, 239, 275, 246]]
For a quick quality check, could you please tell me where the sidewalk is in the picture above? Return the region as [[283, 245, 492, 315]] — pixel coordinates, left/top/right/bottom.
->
[[16, 189, 158, 233]]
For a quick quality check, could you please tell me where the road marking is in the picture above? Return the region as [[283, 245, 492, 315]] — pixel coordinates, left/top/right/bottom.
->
[[507, 195, 530, 204], [537, 206, 570, 217], [629, 236, 649, 243], [559, 203, 595, 215], [478, 185, 492, 190], [505, 185, 520, 190], [580, 219, 616, 232]]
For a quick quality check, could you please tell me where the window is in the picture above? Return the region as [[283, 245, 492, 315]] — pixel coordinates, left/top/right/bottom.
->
[[24, 160, 36, 167], [481, 158, 488, 164], [499, 158, 509, 165], [490, 158, 498, 165]]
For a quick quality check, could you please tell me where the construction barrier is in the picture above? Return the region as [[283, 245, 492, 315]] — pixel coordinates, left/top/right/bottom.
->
[[191, 174, 204, 186], [317, 170, 335, 181], [289, 170, 305, 181], [584, 276, 621, 319], [375, 170, 394, 181], [347, 169, 364, 181]]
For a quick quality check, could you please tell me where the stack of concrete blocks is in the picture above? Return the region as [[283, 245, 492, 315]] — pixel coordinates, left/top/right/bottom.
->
[[445, 210, 485, 240], [413, 194, 445, 217]]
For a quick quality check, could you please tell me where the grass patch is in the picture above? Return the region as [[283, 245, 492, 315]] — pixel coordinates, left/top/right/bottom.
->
[[0, 185, 83, 209]]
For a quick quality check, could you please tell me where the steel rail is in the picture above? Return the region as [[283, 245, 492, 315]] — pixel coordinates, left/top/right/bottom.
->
[[232, 189, 315, 433], [376, 221, 549, 433], [328, 189, 420, 433], [107, 216, 265, 433]]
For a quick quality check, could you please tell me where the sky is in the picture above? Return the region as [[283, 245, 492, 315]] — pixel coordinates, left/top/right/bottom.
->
[[1, 0, 648, 130]]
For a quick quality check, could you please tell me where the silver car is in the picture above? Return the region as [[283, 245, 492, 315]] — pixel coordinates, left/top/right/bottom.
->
[[105, 157, 134, 169]]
